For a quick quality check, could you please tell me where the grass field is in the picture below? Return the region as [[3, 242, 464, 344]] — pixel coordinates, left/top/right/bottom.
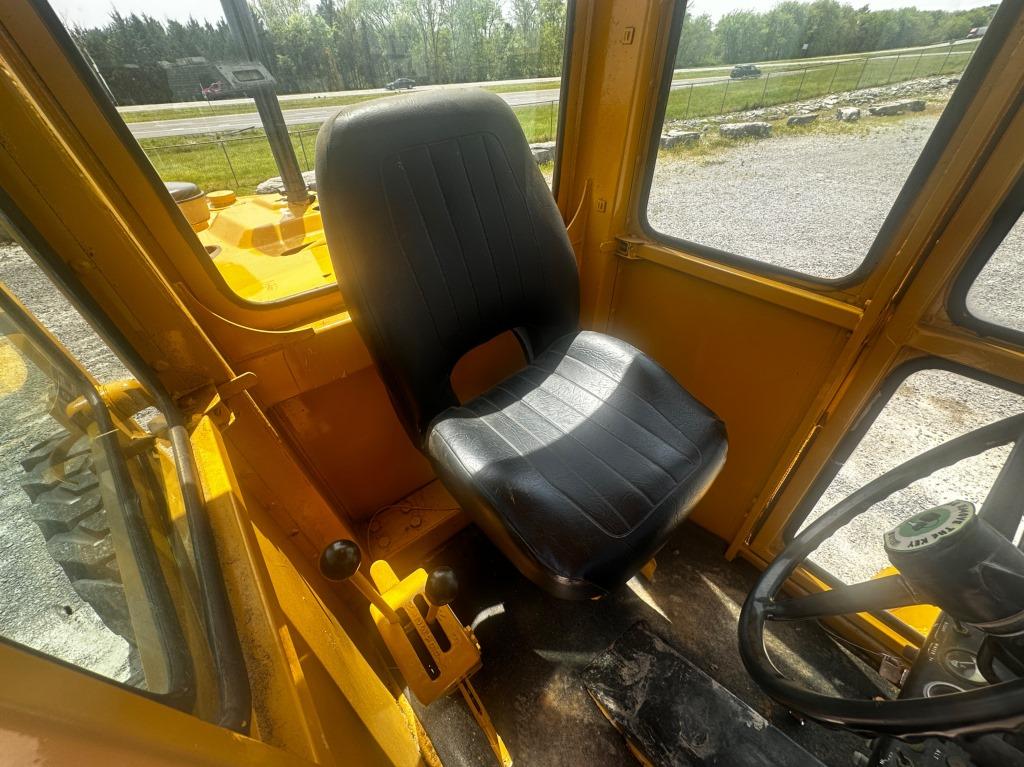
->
[[671, 38, 978, 81], [142, 99, 562, 194], [665, 46, 971, 121]]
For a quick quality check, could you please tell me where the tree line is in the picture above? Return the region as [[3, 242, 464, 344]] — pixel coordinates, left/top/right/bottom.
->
[[678, 1, 997, 67], [70, 0, 997, 105], [73, 0, 567, 104]]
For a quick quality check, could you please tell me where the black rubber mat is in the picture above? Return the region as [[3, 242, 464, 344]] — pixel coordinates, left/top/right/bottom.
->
[[582, 621, 827, 766]]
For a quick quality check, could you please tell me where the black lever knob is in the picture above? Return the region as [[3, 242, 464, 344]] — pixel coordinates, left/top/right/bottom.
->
[[320, 539, 362, 581], [424, 566, 459, 607]]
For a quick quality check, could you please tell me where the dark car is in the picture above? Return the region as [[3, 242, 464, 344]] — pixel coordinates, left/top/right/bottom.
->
[[966, 25, 988, 39], [730, 63, 761, 79], [385, 78, 416, 90]]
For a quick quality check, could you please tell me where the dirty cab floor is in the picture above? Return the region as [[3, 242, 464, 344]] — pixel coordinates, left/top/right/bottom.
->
[[415, 521, 886, 766]]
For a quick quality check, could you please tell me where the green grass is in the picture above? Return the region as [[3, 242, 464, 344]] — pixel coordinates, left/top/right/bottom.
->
[[485, 80, 560, 94], [673, 38, 980, 79], [141, 101, 561, 194], [665, 47, 970, 122]]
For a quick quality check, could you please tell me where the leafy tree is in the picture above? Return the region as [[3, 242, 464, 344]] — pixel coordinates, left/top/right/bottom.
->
[[69, 0, 998, 105]]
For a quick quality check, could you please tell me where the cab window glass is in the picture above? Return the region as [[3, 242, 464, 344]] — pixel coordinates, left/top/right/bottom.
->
[[646, 1, 997, 281], [963, 208, 1024, 336], [794, 368, 1023, 586], [49, 0, 568, 304], [0, 220, 188, 693]]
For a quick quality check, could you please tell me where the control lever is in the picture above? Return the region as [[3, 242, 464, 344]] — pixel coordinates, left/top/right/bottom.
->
[[424, 566, 459, 625], [319, 540, 511, 766], [319, 539, 401, 624]]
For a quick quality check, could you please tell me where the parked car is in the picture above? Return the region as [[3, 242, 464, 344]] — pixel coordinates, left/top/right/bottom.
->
[[966, 25, 988, 38], [730, 63, 761, 79], [385, 78, 416, 90]]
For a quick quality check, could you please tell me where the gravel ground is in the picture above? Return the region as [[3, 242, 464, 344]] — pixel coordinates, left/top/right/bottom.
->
[[0, 243, 131, 681], [801, 369, 1023, 583], [649, 115, 940, 280], [967, 214, 1024, 333], [0, 111, 1021, 682]]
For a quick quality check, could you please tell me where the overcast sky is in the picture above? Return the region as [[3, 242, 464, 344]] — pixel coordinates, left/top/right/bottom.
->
[[49, 0, 996, 30]]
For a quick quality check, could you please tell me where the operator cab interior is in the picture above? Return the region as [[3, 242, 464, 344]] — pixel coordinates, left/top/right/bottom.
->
[[0, 1, 1023, 766]]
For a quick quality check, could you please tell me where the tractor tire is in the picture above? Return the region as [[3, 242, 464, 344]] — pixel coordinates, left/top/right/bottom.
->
[[19, 430, 143, 678]]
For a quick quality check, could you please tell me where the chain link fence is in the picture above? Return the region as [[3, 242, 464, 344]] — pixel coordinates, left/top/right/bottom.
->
[[669, 41, 974, 122]]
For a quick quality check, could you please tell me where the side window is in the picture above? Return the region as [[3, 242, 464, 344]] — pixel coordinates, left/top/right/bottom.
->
[[645, 2, 998, 282], [951, 179, 1024, 339], [0, 218, 192, 694], [49, 0, 568, 304], [792, 367, 1023, 586]]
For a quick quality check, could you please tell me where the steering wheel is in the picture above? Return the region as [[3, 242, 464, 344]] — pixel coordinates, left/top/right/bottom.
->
[[738, 413, 1024, 739]]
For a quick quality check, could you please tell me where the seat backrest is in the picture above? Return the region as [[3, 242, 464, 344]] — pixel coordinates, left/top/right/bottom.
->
[[316, 89, 579, 443]]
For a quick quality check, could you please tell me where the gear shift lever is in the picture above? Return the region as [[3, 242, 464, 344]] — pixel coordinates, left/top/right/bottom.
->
[[319, 539, 401, 624], [424, 566, 458, 624]]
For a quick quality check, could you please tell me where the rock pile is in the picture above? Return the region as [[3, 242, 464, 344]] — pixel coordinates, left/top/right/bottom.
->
[[664, 74, 959, 134], [530, 141, 557, 164], [720, 122, 772, 139]]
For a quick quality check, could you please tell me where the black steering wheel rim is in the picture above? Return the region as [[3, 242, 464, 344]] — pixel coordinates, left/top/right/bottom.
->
[[738, 413, 1024, 739]]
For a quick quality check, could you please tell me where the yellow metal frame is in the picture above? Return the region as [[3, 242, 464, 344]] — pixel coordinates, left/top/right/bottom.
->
[[368, 560, 481, 705]]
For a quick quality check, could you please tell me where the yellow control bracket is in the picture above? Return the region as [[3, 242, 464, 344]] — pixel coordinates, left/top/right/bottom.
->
[[368, 560, 481, 706]]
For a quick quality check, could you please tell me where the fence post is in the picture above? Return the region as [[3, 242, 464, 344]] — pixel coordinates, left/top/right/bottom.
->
[[795, 66, 808, 101], [886, 54, 901, 84], [296, 131, 310, 170], [719, 77, 730, 114], [855, 56, 870, 90], [683, 82, 694, 119], [759, 71, 770, 107], [826, 60, 840, 94], [940, 41, 955, 74], [909, 50, 924, 80], [220, 140, 240, 189], [549, 100, 554, 140]]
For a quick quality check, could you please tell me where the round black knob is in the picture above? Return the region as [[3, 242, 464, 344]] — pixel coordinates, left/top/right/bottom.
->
[[424, 567, 459, 607], [319, 539, 361, 581]]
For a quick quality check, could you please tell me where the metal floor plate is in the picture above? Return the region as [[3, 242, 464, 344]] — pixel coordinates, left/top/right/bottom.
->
[[582, 621, 827, 767]]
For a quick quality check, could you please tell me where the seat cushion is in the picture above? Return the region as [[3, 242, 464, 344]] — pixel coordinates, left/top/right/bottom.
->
[[426, 331, 727, 599]]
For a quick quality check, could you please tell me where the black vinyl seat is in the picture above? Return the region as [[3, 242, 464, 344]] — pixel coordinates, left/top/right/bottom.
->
[[316, 89, 727, 599]]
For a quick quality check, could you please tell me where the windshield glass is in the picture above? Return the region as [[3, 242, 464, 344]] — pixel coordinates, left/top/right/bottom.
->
[[50, 0, 568, 304]]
